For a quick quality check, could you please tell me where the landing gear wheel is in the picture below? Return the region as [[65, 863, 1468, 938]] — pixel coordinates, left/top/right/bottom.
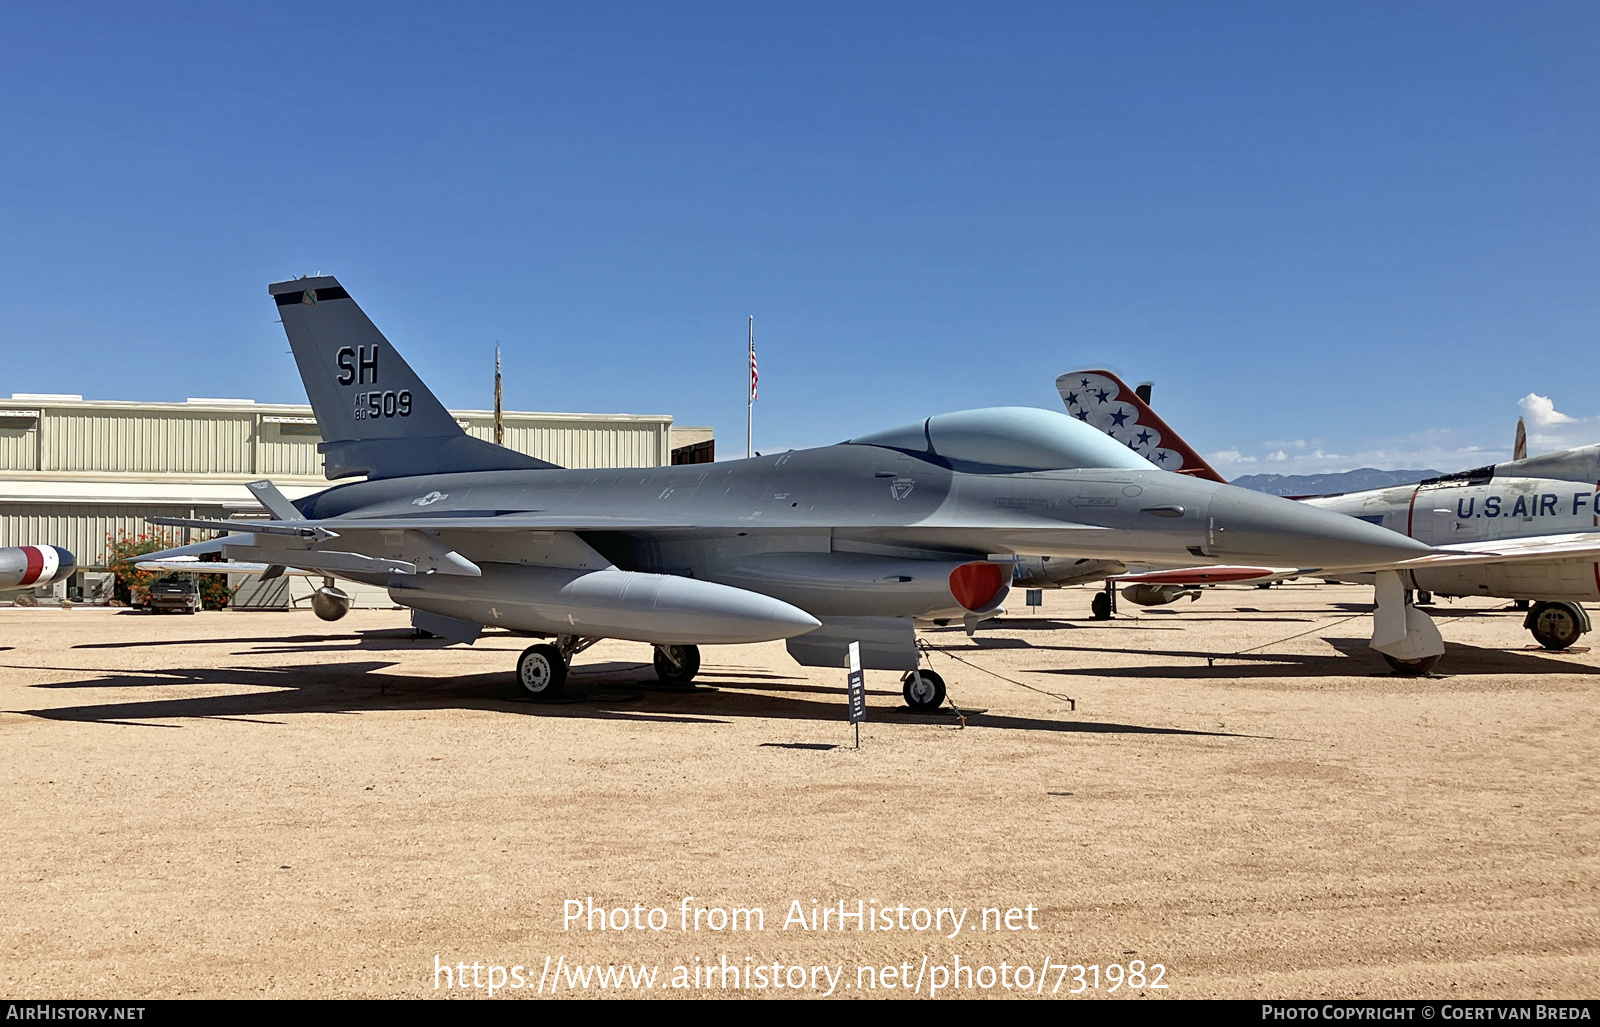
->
[[516, 644, 567, 698], [1529, 602, 1584, 651], [1090, 591, 1112, 620], [653, 644, 701, 688], [901, 669, 946, 712], [1381, 653, 1442, 676]]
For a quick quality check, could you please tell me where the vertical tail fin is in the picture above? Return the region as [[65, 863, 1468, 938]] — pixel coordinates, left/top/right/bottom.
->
[[269, 277, 555, 479], [1055, 369, 1226, 483]]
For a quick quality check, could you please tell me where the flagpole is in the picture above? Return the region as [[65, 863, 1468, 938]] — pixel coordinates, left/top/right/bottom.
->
[[493, 343, 503, 446], [747, 316, 754, 459]]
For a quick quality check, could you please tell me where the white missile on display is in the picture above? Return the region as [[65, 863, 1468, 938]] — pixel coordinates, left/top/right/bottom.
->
[[0, 546, 75, 592]]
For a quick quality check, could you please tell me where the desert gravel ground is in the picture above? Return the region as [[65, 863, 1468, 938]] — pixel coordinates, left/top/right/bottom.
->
[[1, 583, 1596, 1000]]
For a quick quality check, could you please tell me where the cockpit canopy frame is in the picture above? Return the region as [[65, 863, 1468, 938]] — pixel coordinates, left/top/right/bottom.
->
[[847, 407, 1158, 474]]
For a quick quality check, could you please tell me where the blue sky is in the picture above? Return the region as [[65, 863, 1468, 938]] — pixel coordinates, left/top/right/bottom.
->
[[2, 2, 1596, 475]]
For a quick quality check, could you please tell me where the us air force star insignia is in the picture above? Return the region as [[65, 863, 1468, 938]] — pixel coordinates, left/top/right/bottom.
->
[[302, 289, 317, 307], [890, 478, 916, 500], [413, 491, 448, 506]]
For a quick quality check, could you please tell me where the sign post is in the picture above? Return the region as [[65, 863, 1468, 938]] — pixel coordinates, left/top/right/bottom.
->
[[846, 640, 865, 749]]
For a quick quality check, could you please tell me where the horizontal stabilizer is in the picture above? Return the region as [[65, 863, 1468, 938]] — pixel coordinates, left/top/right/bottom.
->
[[146, 516, 338, 542]]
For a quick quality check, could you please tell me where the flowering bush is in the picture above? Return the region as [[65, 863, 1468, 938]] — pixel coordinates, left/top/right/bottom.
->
[[107, 531, 230, 610]]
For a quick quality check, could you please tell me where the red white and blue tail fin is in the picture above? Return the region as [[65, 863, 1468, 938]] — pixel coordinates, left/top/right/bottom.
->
[[1055, 370, 1226, 483]]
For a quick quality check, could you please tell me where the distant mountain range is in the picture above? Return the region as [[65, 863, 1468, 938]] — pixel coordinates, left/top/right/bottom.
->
[[1230, 468, 1442, 497]]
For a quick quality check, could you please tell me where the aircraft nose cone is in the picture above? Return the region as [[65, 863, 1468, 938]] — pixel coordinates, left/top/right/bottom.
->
[[1209, 487, 1430, 568]]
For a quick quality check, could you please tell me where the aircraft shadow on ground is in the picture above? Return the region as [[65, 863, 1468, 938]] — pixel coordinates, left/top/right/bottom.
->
[[1024, 637, 1600, 680], [73, 629, 469, 652], [7, 657, 1247, 738]]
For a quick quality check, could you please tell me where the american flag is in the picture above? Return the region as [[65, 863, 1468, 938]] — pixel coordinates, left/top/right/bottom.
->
[[749, 337, 758, 402]]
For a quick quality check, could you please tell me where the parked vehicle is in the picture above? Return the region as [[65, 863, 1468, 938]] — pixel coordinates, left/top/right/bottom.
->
[[144, 575, 199, 614]]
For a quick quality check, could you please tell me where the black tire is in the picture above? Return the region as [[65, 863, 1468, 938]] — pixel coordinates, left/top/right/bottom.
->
[[653, 644, 701, 687], [1381, 653, 1442, 676], [1529, 602, 1584, 651], [516, 644, 567, 698], [901, 669, 946, 712], [1090, 591, 1112, 620]]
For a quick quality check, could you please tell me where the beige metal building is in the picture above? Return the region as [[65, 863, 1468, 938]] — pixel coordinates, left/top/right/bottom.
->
[[0, 394, 711, 589]]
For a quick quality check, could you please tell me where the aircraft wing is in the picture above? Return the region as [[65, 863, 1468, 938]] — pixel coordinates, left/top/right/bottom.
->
[[134, 557, 321, 576], [1389, 533, 1600, 570], [146, 509, 1114, 533], [141, 512, 1155, 571], [1114, 565, 1304, 586], [1112, 533, 1600, 589]]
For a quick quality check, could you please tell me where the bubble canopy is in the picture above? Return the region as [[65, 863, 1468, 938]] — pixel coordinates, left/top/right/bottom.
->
[[846, 407, 1158, 473]]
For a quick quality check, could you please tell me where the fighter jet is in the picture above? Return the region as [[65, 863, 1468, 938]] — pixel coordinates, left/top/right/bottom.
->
[[1058, 369, 1600, 665], [135, 277, 1533, 703]]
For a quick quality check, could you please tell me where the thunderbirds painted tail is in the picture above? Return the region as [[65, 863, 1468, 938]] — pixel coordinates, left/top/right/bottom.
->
[[270, 276, 555, 480], [1054, 370, 1226, 483]]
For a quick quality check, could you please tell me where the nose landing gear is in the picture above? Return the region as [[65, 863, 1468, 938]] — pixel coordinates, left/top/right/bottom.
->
[[901, 668, 946, 712]]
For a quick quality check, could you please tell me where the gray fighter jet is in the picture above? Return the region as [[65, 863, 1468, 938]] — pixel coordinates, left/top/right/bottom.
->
[[140, 277, 1486, 706]]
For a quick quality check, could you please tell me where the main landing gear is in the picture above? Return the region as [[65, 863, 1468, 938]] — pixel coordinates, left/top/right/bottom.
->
[[516, 644, 567, 697], [1090, 579, 1121, 621], [1526, 601, 1589, 651], [901, 668, 946, 712], [513, 637, 703, 699], [652, 644, 702, 688]]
